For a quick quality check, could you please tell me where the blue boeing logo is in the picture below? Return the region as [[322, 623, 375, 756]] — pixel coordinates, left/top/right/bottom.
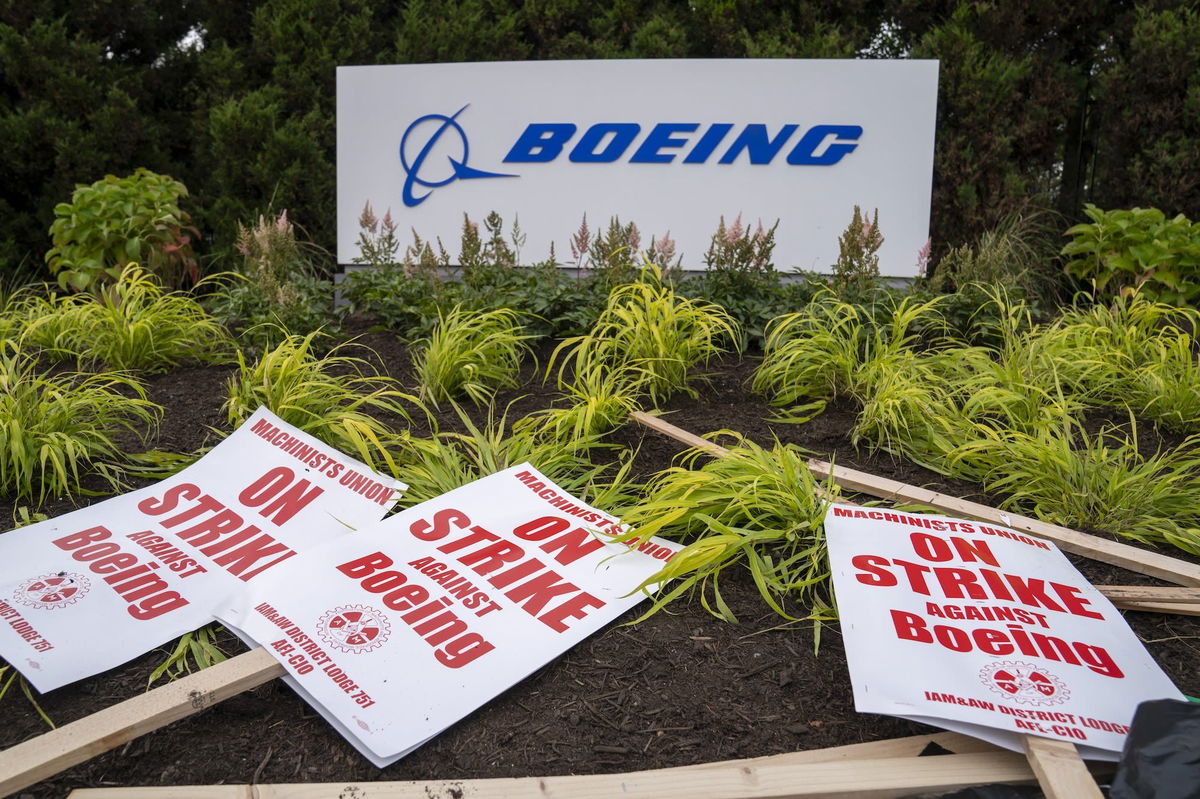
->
[[399, 106, 863, 207], [398, 105, 516, 208]]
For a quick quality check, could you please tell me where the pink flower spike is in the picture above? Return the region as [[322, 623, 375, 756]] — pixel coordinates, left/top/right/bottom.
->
[[359, 201, 378, 233]]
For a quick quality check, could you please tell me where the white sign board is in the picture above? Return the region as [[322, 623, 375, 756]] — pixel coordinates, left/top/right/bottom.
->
[[825, 504, 1185, 760], [338, 59, 938, 276], [219, 464, 680, 765], [0, 408, 404, 692]]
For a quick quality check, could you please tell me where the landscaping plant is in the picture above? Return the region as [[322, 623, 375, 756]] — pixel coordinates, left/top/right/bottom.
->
[[1062, 204, 1200, 304], [148, 626, 228, 686], [551, 267, 741, 405], [21, 265, 233, 373], [617, 437, 837, 624], [413, 305, 534, 407], [0, 342, 161, 503], [393, 404, 637, 510], [947, 417, 1200, 555], [45, 168, 200, 292], [223, 332, 414, 475], [206, 210, 335, 353]]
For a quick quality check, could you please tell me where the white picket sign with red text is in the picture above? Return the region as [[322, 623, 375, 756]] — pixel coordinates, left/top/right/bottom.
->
[[218, 464, 681, 765], [825, 503, 1184, 759], [0, 408, 404, 692]]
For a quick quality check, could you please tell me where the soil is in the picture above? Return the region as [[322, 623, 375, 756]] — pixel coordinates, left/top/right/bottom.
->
[[3, 324, 1199, 798]]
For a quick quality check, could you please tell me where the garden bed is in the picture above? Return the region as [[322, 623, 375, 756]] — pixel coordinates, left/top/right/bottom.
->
[[1, 326, 1198, 797]]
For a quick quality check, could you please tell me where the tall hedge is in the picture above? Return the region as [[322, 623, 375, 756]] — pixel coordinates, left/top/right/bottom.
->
[[1, 0, 1197, 281]]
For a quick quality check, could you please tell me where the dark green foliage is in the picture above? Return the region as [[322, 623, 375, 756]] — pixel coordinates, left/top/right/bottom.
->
[[2, 1, 1198, 282], [1096, 7, 1200, 217]]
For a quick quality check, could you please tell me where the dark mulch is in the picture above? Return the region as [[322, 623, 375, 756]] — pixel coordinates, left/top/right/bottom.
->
[[2, 330, 1198, 797]]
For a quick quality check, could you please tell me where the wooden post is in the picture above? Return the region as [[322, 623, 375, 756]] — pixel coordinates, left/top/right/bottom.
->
[[67, 750, 1044, 799], [1022, 736, 1104, 799], [0, 648, 282, 797]]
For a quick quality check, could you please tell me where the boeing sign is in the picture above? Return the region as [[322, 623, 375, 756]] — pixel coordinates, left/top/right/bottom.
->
[[339, 60, 938, 276]]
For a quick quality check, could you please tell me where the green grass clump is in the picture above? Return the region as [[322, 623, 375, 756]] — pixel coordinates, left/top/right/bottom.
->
[[395, 404, 637, 510], [947, 417, 1200, 555], [20, 265, 233, 372], [0, 343, 161, 503], [223, 332, 415, 474], [552, 268, 740, 406], [521, 361, 643, 442], [753, 292, 946, 423], [414, 305, 533, 407], [617, 437, 836, 623]]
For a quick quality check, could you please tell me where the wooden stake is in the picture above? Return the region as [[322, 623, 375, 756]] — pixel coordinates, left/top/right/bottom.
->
[[631, 411, 1200, 587], [0, 648, 282, 797], [1094, 586, 1200, 604], [67, 750, 1041, 799], [1022, 736, 1104, 799]]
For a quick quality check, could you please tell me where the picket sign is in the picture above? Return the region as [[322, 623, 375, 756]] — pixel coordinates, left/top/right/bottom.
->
[[631, 411, 1200, 588]]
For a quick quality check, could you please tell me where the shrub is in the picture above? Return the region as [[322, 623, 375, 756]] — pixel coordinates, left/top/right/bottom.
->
[[206, 211, 337, 353], [0, 343, 161, 503], [413, 305, 534, 407], [46, 169, 199, 292], [1062, 204, 1200, 304], [223, 332, 415, 474], [831, 205, 883, 296]]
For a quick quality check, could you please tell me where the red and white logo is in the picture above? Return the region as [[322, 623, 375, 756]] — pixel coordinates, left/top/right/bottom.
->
[[980, 661, 1070, 706], [13, 572, 91, 609], [317, 605, 391, 653]]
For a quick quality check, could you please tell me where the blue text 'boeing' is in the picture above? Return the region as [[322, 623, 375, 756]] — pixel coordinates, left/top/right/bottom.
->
[[503, 122, 863, 166]]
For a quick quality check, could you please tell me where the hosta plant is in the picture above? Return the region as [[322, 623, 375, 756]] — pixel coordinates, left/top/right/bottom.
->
[[224, 332, 415, 475], [1062, 204, 1200, 304], [0, 343, 161, 503], [414, 305, 534, 407], [46, 168, 200, 292]]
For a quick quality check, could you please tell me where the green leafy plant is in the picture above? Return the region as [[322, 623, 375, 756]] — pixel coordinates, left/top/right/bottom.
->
[[702, 214, 779, 291], [927, 209, 1061, 298], [616, 436, 837, 623], [520, 361, 643, 442], [46, 168, 200, 292], [551, 267, 741, 405], [224, 332, 415, 474], [413, 305, 534, 407], [1062, 204, 1200, 304], [0, 342, 161, 503], [22, 265, 233, 372], [753, 292, 946, 422]]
